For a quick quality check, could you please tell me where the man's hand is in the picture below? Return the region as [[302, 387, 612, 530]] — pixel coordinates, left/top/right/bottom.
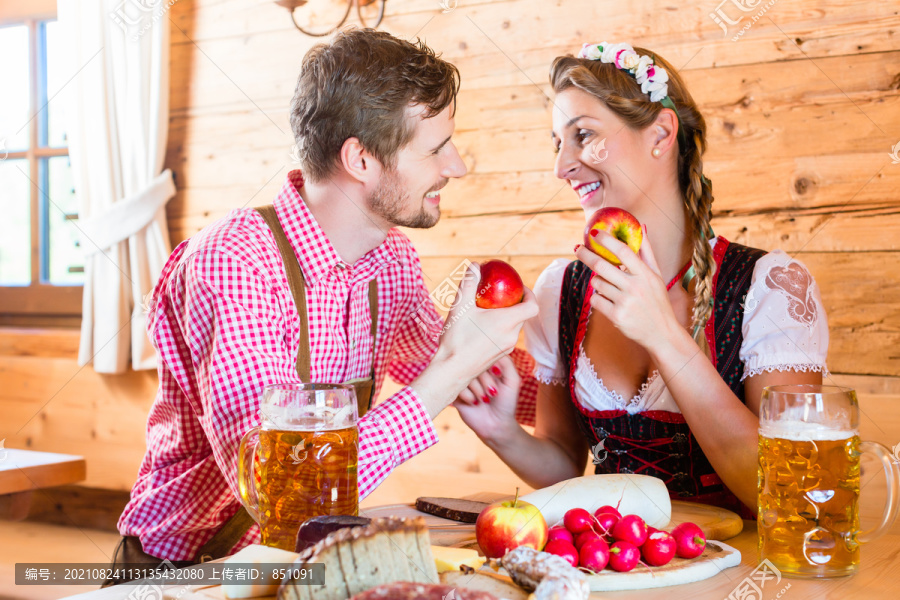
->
[[411, 262, 538, 418]]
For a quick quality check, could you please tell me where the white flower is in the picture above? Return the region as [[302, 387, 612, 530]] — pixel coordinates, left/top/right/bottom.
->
[[600, 42, 633, 65], [643, 80, 669, 103], [579, 43, 603, 61], [634, 55, 655, 84], [621, 53, 640, 70]]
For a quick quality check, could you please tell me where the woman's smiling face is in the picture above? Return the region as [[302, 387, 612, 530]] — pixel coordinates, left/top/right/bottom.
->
[[551, 87, 652, 219]]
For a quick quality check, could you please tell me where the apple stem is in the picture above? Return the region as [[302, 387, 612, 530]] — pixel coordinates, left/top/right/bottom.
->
[[513, 486, 520, 508], [694, 536, 706, 547]]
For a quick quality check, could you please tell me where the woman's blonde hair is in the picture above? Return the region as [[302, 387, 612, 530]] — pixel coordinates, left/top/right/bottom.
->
[[551, 50, 715, 353]]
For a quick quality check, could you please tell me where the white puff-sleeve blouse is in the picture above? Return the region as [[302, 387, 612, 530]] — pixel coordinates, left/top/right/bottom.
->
[[522, 242, 829, 415]]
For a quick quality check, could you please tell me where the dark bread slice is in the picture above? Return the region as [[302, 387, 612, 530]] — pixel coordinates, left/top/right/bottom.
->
[[414, 497, 489, 523], [295, 516, 372, 552]]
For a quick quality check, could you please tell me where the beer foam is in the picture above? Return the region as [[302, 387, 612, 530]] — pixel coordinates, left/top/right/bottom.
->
[[262, 404, 356, 430], [759, 421, 856, 442]]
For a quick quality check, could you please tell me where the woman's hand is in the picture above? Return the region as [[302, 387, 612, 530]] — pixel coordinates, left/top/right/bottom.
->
[[454, 356, 522, 444], [575, 226, 681, 349]]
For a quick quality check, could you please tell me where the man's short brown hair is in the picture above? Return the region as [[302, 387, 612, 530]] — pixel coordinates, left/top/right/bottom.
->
[[289, 28, 460, 183]]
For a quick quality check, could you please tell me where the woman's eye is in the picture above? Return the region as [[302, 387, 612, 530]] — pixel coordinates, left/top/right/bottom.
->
[[553, 144, 561, 154], [576, 130, 592, 143]]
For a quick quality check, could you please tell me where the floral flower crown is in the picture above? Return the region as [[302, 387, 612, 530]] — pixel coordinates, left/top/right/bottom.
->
[[578, 42, 670, 102]]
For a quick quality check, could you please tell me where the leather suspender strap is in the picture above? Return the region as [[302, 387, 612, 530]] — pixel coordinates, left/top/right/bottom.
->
[[256, 204, 313, 380], [255, 205, 378, 383], [193, 505, 257, 563]]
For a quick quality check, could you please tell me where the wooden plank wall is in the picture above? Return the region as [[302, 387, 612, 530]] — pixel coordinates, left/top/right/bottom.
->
[[2, 0, 899, 512]]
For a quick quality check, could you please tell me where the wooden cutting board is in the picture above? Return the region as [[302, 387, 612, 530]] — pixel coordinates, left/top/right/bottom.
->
[[362, 495, 744, 547]]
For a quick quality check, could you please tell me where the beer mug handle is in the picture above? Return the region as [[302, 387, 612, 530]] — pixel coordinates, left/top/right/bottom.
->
[[857, 441, 900, 543], [237, 426, 261, 524]]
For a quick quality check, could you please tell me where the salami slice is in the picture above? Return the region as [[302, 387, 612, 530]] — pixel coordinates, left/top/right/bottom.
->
[[350, 582, 500, 600]]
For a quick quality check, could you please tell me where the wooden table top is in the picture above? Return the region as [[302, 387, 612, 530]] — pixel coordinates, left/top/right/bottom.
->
[[60, 469, 899, 600], [0, 447, 87, 495]]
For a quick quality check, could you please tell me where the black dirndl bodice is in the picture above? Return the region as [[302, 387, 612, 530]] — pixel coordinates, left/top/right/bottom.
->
[[558, 238, 766, 517]]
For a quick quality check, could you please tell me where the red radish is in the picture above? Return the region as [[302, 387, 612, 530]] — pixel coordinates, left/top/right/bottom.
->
[[563, 508, 595, 534], [612, 514, 649, 546], [593, 511, 619, 537], [671, 523, 706, 559], [646, 526, 660, 535], [594, 505, 622, 519], [578, 539, 610, 572], [608, 541, 641, 572], [544, 539, 579, 567], [575, 530, 604, 549], [548, 525, 575, 545], [641, 530, 677, 566]]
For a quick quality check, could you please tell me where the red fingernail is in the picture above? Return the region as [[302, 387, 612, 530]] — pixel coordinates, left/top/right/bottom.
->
[[488, 386, 498, 397], [590, 228, 599, 237], [574, 243, 583, 253], [474, 398, 480, 405], [482, 395, 489, 403], [490, 365, 502, 376]]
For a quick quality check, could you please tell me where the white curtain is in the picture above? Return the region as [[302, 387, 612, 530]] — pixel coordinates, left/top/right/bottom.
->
[[58, 0, 174, 373]]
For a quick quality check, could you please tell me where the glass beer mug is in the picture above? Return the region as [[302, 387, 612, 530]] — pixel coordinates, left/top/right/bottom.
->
[[758, 385, 899, 577], [238, 383, 360, 551]]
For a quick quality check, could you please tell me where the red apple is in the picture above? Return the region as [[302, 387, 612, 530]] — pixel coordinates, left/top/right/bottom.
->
[[475, 489, 548, 559], [583, 207, 643, 266], [475, 260, 525, 309]]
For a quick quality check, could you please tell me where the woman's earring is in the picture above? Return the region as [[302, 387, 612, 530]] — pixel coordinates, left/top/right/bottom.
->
[[652, 148, 661, 157]]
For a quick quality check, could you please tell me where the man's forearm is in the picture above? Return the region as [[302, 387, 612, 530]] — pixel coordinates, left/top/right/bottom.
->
[[409, 347, 471, 419]]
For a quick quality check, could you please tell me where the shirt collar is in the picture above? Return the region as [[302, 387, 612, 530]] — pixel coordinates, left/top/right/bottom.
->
[[272, 170, 402, 287]]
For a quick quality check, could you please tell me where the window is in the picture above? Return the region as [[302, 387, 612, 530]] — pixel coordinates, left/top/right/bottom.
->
[[0, 18, 83, 319]]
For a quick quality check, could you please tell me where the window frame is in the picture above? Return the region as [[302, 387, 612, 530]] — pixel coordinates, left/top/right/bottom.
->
[[0, 16, 83, 318]]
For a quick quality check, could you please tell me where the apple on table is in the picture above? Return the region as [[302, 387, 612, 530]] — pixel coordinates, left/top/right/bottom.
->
[[475, 489, 548, 559]]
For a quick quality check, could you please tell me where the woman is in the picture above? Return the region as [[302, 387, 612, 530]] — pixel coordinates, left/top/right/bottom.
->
[[456, 42, 829, 515]]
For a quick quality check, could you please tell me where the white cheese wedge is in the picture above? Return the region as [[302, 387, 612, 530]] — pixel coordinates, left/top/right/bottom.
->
[[431, 545, 486, 573], [221, 544, 300, 599], [519, 473, 672, 529]]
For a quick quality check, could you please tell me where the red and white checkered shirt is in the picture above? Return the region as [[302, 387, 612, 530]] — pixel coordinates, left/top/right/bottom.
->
[[118, 171, 448, 560]]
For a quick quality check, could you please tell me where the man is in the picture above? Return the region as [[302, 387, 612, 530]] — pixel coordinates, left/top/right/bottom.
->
[[111, 28, 538, 569]]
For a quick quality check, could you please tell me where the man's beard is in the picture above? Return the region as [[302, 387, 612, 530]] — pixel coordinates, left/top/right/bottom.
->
[[368, 167, 440, 229]]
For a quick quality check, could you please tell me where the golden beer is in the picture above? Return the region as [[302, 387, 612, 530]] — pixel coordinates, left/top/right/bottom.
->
[[255, 426, 358, 550], [239, 384, 360, 552], [758, 426, 860, 577]]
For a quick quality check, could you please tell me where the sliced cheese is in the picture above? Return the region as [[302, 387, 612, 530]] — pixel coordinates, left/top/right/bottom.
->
[[431, 545, 486, 573], [221, 544, 300, 599]]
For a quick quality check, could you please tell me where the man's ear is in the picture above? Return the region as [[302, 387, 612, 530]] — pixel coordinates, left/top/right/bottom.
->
[[340, 137, 381, 185]]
